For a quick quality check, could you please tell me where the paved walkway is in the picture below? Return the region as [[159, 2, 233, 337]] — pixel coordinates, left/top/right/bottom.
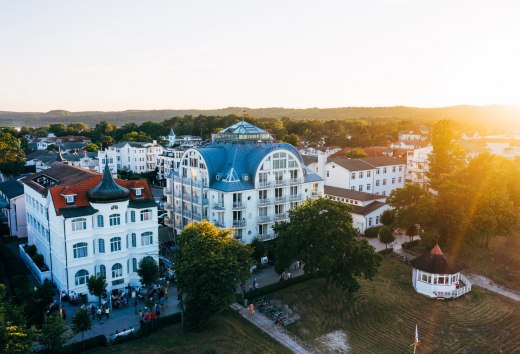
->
[[230, 303, 312, 354], [465, 273, 520, 302]]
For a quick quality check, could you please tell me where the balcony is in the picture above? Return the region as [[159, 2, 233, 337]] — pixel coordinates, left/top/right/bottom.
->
[[290, 177, 302, 185], [182, 210, 192, 218], [213, 203, 225, 210], [202, 198, 209, 206], [173, 175, 208, 188], [274, 179, 287, 186], [164, 203, 173, 210], [255, 232, 276, 241], [289, 194, 301, 201], [233, 219, 246, 228], [192, 213, 202, 221], [174, 191, 181, 198], [163, 187, 171, 194], [310, 192, 320, 199], [257, 215, 273, 223], [274, 196, 287, 204], [274, 212, 288, 221], [258, 198, 272, 206], [212, 220, 225, 228], [258, 180, 272, 188], [232, 202, 246, 210]]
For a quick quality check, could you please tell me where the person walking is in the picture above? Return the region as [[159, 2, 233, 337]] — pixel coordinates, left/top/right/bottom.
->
[[91, 304, 95, 320], [248, 302, 254, 316], [105, 306, 110, 319], [134, 299, 138, 314], [97, 307, 103, 323]]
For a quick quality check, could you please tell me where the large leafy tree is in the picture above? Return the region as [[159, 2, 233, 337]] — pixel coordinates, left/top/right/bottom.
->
[[40, 313, 70, 354], [0, 132, 25, 175], [87, 274, 107, 307], [137, 256, 159, 290], [175, 220, 252, 330], [71, 308, 91, 343], [274, 198, 382, 293], [122, 131, 152, 142]]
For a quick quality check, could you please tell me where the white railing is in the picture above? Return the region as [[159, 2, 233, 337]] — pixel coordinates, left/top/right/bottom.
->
[[213, 203, 225, 210], [257, 215, 273, 223], [258, 198, 272, 206], [254, 232, 276, 241], [274, 212, 288, 221], [289, 177, 302, 185], [232, 202, 246, 210], [274, 196, 287, 203], [233, 219, 246, 227], [258, 181, 272, 188]]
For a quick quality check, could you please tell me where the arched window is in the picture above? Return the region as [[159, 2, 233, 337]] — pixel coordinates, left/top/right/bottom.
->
[[110, 237, 121, 252], [140, 209, 152, 221], [130, 210, 136, 223], [71, 218, 87, 231], [141, 231, 153, 246], [98, 239, 105, 253], [73, 242, 88, 258], [131, 233, 137, 247], [97, 215, 104, 227], [109, 214, 121, 226], [75, 269, 89, 285], [132, 258, 137, 272], [98, 264, 106, 279], [112, 263, 123, 278]]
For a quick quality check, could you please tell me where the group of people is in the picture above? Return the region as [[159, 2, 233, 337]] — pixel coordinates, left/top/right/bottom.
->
[[90, 303, 110, 323]]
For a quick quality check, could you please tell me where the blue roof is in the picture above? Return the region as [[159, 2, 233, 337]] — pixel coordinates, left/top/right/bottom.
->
[[196, 140, 320, 192]]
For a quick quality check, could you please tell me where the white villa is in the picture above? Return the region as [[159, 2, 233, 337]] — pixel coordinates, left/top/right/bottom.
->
[[410, 244, 471, 299], [406, 146, 433, 188], [98, 140, 164, 174], [164, 121, 324, 243], [21, 162, 159, 300]]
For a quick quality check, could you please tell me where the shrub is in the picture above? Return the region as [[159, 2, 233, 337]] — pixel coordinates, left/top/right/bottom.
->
[[63, 334, 107, 353], [24, 244, 37, 257], [32, 253, 45, 268], [364, 226, 381, 238], [402, 240, 420, 250]]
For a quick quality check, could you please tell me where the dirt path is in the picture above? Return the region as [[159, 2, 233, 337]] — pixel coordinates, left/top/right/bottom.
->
[[465, 273, 520, 301]]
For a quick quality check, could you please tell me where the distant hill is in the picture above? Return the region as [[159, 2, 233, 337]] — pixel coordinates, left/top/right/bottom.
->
[[1, 105, 519, 131]]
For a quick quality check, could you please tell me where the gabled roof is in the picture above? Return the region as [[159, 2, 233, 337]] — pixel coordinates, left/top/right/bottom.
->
[[352, 201, 386, 216], [410, 245, 462, 275], [0, 180, 24, 199], [324, 186, 385, 202], [302, 155, 318, 166]]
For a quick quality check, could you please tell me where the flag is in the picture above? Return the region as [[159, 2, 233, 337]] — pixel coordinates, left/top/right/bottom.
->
[[414, 324, 419, 348]]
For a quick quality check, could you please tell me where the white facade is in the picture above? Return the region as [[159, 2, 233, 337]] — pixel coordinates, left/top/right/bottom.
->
[[0, 182, 27, 238], [100, 141, 164, 174], [406, 146, 433, 188], [326, 157, 406, 197], [22, 165, 159, 300], [156, 148, 186, 185]]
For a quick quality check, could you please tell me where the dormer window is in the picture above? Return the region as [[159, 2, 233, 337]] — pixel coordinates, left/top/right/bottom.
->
[[134, 188, 143, 197], [63, 194, 76, 205]]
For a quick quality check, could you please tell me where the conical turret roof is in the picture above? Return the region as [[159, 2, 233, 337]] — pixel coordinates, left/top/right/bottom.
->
[[410, 244, 462, 275], [87, 162, 130, 203]]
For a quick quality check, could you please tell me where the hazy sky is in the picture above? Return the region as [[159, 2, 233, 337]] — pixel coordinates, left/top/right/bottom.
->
[[1, 0, 519, 111]]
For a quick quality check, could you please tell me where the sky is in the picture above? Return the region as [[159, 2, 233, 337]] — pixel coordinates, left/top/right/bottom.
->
[[1, 0, 520, 111]]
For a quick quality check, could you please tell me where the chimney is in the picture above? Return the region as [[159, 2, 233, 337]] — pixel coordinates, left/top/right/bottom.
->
[[153, 140, 157, 145], [317, 151, 327, 180]]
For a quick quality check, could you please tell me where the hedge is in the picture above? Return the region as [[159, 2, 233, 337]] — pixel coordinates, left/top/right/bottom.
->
[[402, 240, 420, 250], [110, 312, 182, 346], [241, 274, 313, 302], [364, 226, 381, 238], [63, 334, 107, 353]]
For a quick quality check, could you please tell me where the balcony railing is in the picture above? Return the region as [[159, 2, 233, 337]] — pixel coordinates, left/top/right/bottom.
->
[[258, 198, 272, 206], [310, 192, 320, 198], [232, 202, 246, 210], [213, 203, 225, 210], [163, 187, 171, 194], [233, 219, 246, 228], [212, 220, 225, 228], [202, 198, 209, 205], [274, 179, 287, 186], [254, 232, 276, 241], [173, 175, 208, 188], [289, 194, 301, 201], [290, 177, 302, 184], [182, 210, 192, 218], [174, 207, 181, 214], [274, 196, 287, 204], [164, 203, 173, 210], [258, 180, 272, 188], [274, 212, 288, 221], [257, 215, 273, 223], [192, 213, 202, 221]]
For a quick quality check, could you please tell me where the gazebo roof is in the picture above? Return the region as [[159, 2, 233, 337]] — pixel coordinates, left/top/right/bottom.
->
[[410, 244, 462, 275]]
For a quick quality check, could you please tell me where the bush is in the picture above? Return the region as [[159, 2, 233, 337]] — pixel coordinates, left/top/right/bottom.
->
[[378, 248, 393, 255], [24, 244, 37, 257], [364, 226, 381, 238], [63, 334, 107, 353], [402, 240, 420, 250], [32, 253, 45, 268], [112, 312, 182, 345], [242, 274, 312, 301]]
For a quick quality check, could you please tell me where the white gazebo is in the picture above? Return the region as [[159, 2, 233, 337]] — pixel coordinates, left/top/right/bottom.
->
[[410, 245, 471, 299]]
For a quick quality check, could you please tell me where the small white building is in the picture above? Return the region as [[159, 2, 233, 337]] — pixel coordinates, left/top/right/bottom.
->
[[0, 180, 27, 237], [99, 141, 164, 174], [324, 185, 389, 233], [156, 148, 186, 186], [21, 163, 159, 300], [326, 156, 406, 197], [410, 245, 471, 299], [406, 146, 433, 188], [164, 128, 202, 148]]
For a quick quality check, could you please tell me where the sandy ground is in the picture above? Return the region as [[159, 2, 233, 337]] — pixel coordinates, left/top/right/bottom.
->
[[315, 330, 351, 354]]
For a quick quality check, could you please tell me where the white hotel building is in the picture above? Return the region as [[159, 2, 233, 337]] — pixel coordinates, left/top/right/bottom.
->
[[98, 140, 164, 175], [22, 162, 159, 299], [164, 121, 324, 243]]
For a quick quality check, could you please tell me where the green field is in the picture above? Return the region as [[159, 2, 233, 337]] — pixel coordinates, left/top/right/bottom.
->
[[93, 310, 290, 354], [272, 255, 520, 353]]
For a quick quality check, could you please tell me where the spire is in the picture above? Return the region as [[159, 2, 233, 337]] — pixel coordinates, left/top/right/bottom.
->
[[87, 159, 130, 203], [431, 244, 443, 255]]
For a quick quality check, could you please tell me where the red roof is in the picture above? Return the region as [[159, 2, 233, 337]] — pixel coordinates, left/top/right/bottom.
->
[[49, 174, 153, 216]]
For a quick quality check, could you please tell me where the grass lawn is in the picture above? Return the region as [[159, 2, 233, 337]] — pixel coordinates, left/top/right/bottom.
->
[[92, 309, 291, 354], [272, 254, 520, 353]]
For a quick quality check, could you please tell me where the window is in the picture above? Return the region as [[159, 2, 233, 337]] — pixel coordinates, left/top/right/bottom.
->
[[351, 173, 356, 180], [376, 216, 380, 224], [383, 167, 387, 173], [97, 215, 104, 228], [109, 214, 121, 226], [368, 217, 373, 226], [367, 184, 371, 191], [350, 186, 355, 190], [392, 178, 396, 184], [131, 233, 137, 247], [112, 263, 123, 278], [141, 232, 153, 246], [110, 237, 121, 252], [376, 168, 380, 175], [98, 264, 106, 279], [140, 209, 152, 221], [383, 179, 387, 186], [398, 177, 402, 183], [65, 195, 75, 204], [367, 171, 371, 177], [98, 239, 105, 253], [71, 218, 87, 231], [359, 172, 363, 178], [358, 185, 363, 192], [132, 258, 137, 272], [130, 210, 136, 223], [399, 165, 403, 172], [326, 171, 330, 177], [376, 180, 380, 186], [392, 166, 396, 172], [75, 269, 89, 285], [73, 242, 88, 258]]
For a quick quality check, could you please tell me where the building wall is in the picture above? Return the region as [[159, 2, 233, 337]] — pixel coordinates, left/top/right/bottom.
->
[[406, 146, 433, 188], [412, 268, 460, 298]]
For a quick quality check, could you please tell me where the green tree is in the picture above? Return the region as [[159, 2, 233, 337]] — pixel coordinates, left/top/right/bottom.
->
[[87, 274, 107, 307], [250, 238, 266, 264], [84, 143, 100, 152], [380, 209, 395, 226], [343, 147, 368, 158], [0, 132, 25, 175], [66, 122, 90, 134], [378, 226, 395, 250], [137, 256, 159, 290], [71, 308, 91, 344], [40, 313, 70, 353], [274, 198, 382, 293], [49, 124, 67, 136], [428, 120, 465, 189], [122, 131, 152, 142], [175, 221, 252, 330], [281, 133, 300, 147], [387, 185, 436, 241]]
